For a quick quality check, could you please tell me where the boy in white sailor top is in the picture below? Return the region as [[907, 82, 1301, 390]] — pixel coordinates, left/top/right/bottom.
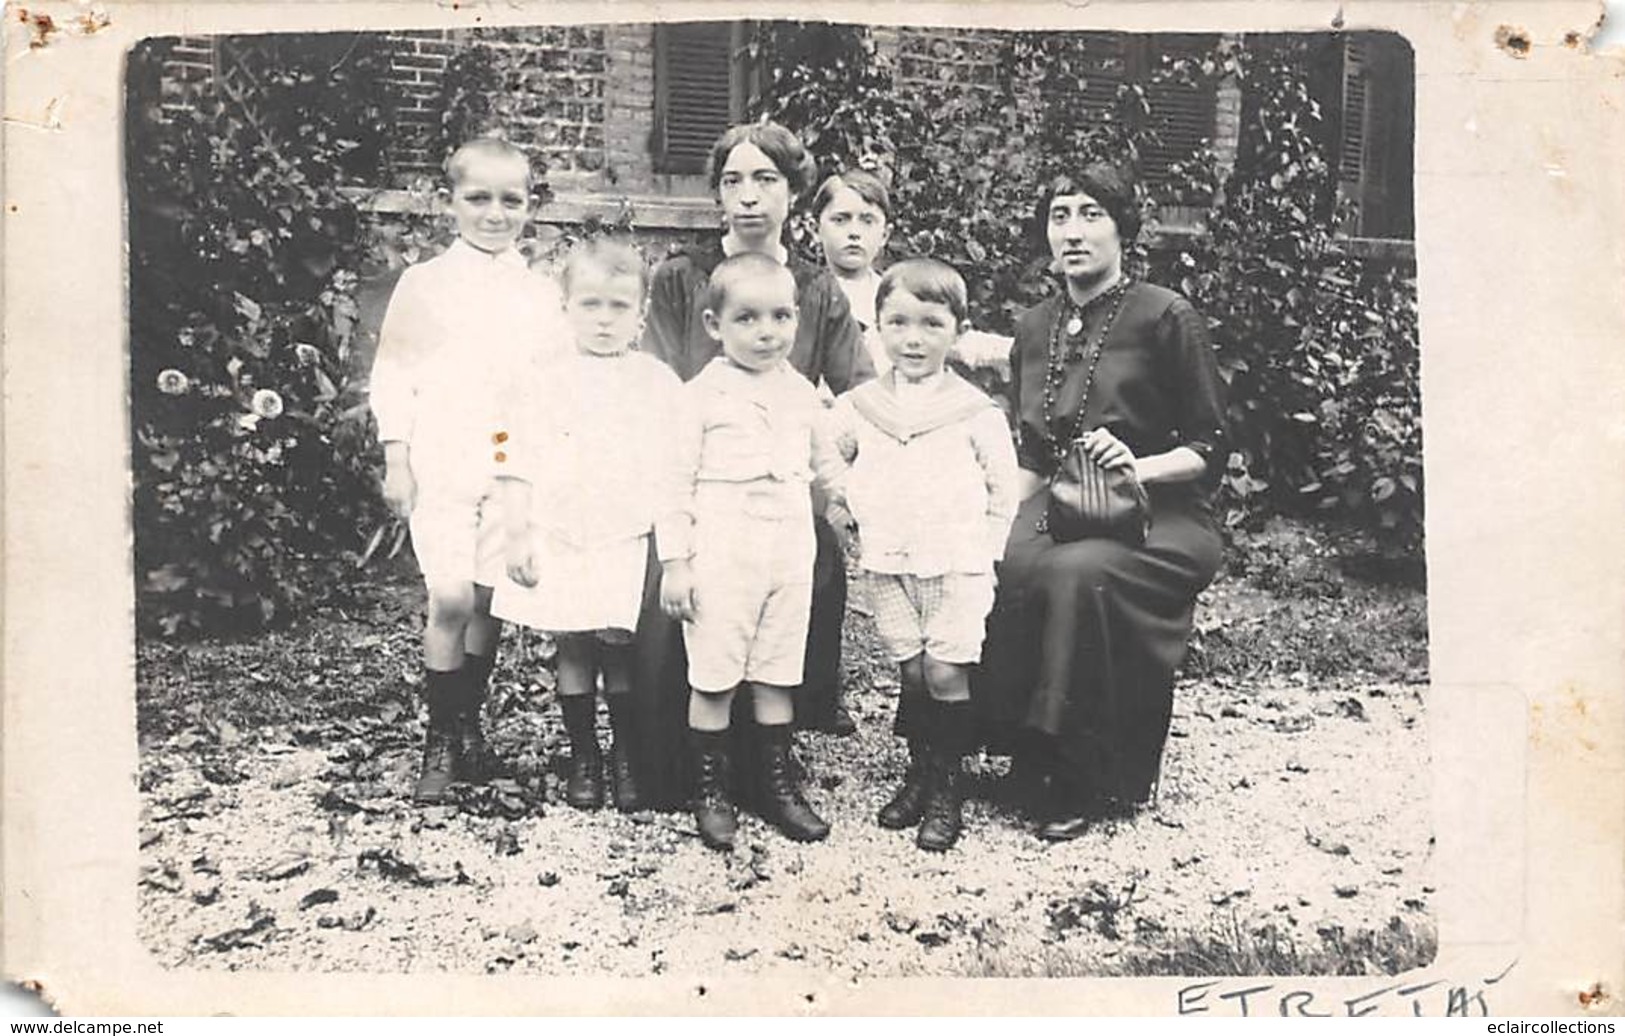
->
[[827, 258, 1019, 851], [369, 137, 568, 803]]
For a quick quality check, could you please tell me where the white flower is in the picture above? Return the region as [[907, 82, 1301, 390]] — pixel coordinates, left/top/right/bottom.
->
[[250, 389, 284, 419], [293, 343, 321, 366], [156, 369, 189, 395]]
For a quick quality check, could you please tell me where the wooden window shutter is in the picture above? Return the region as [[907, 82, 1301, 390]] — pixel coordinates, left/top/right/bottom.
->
[[654, 22, 746, 175], [1338, 37, 1372, 231], [1139, 34, 1219, 185], [1060, 34, 1218, 185], [1344, 34, 1415, 239], [1073, 33, 1131, 113]]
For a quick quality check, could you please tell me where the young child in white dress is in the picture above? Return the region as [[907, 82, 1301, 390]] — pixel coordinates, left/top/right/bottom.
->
[[493, 238, 680, 812], [370, 137, 568, 804]]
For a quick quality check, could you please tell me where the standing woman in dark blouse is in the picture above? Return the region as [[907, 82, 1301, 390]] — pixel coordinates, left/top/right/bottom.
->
[[631, 121, 874, 808], [977, 163, 1228, 840]]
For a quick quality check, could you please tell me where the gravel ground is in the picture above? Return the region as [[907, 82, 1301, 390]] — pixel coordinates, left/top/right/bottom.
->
[[137, 557, 1433, 978]]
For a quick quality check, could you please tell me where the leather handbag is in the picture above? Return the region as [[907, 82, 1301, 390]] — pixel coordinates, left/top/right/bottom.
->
[[1037, 280, 1151, 545], [1046, 436, 1151, 545]]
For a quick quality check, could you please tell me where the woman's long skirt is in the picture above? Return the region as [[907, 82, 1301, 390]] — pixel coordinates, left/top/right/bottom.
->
[[627, 515, 847, 810], [973, 487, 1222, 805]]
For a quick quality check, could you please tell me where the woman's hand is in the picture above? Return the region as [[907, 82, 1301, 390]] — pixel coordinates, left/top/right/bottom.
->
[[1081, 428, 1136, 472], [660, 559, 697, 621], [1131, 445, 1209, 487]]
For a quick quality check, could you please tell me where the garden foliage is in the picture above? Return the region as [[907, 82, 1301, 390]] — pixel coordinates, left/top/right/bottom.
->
[[128, 36, 399, 635], [752, 28, 1422, 553], [131, 28, 1422, 637]]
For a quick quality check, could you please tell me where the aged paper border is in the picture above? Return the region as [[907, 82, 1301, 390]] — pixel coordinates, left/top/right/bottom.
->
[[4, 0, 1623, 1016]]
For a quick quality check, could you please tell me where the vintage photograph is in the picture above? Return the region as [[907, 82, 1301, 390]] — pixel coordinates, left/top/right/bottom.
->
[[127, 20, 1430, 978]]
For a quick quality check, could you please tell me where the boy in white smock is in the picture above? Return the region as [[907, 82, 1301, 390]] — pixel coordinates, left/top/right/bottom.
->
[[370, 138, 568, 803]]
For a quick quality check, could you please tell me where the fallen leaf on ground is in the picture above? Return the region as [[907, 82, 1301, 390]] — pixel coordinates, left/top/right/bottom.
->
[[201, 910, 275, 952], [140, 863, 184, 894], [1305, 829, 1351, 856], [254, 855, 312, 881], [299, 888, 340, 910]]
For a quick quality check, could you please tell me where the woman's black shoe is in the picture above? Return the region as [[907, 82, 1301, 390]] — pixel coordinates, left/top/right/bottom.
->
[[1037, 813, 1094, 842]]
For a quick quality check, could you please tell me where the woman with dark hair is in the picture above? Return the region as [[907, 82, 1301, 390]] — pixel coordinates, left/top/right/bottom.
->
[[630, 120, 874, 812], [976, 162, 1228, 840]]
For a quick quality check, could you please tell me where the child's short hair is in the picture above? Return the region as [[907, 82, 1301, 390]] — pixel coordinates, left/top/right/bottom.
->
[[706, 121, 818, 200], [875, 258, 970, 324], [811, 169, 892, 220], [560, 237, 648, 299], [444, 137, 535, 188], [703, 252, 796, 314]]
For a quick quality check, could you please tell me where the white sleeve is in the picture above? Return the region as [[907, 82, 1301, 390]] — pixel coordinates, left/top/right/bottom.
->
[[369, 265, 429, 444]]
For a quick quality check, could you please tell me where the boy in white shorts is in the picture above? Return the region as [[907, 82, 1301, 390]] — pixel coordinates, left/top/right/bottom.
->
[[657, 252, 842, 851], [370, 137, 567, 803], [827, 258, 1019, 851]]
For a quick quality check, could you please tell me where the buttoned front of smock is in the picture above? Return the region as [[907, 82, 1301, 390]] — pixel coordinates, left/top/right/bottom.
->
[[655, 357, 841, 564], [369, 240, 568, 494], [499, 349, 681, 550]]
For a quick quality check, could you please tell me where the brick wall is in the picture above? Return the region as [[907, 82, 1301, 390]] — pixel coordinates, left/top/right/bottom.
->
[[383, 26, 616, 185], [384, 30, 454, 176], [894, 27, 1002, 92], [152, 25, 1241, 236], [603, 24, 656, 193]]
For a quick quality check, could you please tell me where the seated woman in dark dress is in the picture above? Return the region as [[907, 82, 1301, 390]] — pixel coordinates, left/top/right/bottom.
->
[[629, 121, 874, 811], [976, 163, 1228, 841]]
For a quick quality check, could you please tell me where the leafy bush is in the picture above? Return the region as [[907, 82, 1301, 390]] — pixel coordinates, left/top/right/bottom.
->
[[128, 36, 400, 635], [1149, 38, 1423, 553], [754, 26, 1156, 333], [754, 27, 1423, 557]]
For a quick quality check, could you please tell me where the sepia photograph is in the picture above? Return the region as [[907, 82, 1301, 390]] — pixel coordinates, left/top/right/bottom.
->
[[8, 0, 1625, 1016], [124, 18, 1434, 981]]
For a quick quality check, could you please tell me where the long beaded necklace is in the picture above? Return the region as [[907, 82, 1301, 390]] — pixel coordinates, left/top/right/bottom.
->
[[1040, 277, 1133, 467]]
